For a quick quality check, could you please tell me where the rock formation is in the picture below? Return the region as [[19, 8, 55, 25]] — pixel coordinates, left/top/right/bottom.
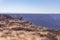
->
[[0, 14, 60, 40]]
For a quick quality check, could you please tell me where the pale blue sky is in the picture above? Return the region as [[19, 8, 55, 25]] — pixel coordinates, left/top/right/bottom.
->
[[0, 0, 60, 13]]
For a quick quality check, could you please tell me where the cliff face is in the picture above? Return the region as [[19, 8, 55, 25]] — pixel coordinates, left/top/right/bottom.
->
[[0, 14, 60, 40]]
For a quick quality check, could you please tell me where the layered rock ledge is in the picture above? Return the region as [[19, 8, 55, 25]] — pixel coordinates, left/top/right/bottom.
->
[[0, 14, 60, 40]]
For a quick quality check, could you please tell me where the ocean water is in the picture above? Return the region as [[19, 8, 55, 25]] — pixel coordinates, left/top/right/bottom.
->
[[3, 14, 60, 30]]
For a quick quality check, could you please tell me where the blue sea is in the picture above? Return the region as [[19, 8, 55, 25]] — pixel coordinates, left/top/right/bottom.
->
[[3, 14, 60, 30]]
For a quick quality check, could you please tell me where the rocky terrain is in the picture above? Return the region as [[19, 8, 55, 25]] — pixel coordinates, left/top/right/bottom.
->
[[0, 14, 60, 40]]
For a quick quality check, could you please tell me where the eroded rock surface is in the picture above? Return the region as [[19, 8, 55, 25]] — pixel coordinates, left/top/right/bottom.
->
[[0, 14, 60, 40]]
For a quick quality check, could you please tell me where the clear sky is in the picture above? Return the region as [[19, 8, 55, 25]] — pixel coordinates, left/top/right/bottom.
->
[[0, 0, 60, 13]]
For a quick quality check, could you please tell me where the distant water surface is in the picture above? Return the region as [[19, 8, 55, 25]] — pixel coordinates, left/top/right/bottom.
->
[[8, 14, 60, 30]]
